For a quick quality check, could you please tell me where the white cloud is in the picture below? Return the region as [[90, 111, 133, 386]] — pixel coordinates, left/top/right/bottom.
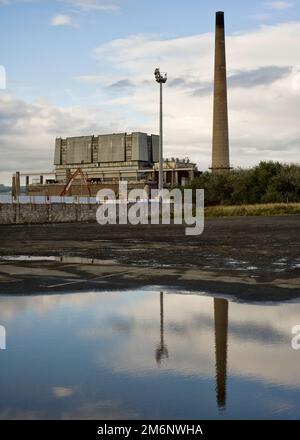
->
[[0, 93, 127, 184], [78, 21, 300, 170], [0, 0, 123, 11], [0, 0, 45, 5], [264, 1, 293, 10], [0, 65, 6, 90], [65, 0, 122, 11], [50, 14, 74, 26], [52, 387, 76, 398]]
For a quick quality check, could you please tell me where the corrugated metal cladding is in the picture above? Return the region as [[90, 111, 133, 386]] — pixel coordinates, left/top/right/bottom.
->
[[54, 138, 62, 165], [132, 132, 149, 161], [151, 135, 159, 162], [66, 136, 93, 164], [53, 133, 160, 165], [98, 133, 126, 162]]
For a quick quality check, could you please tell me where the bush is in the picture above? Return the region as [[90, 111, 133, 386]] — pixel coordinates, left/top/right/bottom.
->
[[185, 161, 300, 206]]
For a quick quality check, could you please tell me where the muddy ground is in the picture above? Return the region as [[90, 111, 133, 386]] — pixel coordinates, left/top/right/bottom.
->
[[0, 216, 299, 301]]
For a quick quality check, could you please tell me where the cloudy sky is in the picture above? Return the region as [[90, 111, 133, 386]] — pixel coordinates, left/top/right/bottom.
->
[[0, 0, 300, 184]]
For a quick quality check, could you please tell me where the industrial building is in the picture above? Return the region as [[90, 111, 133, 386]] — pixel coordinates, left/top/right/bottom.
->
[[23, 132, 199, 196]]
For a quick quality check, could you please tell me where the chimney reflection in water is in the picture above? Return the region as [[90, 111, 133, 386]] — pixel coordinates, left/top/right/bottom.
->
[[154, 293, 228, 409], [214, 298, 229, 409]]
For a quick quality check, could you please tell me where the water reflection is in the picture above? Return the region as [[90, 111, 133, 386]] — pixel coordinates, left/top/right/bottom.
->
[[155, 294, 229, 409], [155, 292, 169, 366], [154, 294, 229, 408], [214, 298, 228, 409], [0, 290, 300, 419]]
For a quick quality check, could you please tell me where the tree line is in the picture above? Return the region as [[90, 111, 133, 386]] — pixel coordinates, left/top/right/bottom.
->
[[184, 161, 300, 206]]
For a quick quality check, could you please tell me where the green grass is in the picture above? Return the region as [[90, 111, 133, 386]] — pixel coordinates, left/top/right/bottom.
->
[[204, 203, 300, 217]]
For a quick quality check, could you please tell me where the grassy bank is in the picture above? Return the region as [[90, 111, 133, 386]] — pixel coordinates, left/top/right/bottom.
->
[[204, 203, 300, 217]]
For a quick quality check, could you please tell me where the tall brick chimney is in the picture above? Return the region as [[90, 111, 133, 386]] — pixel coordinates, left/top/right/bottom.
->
[[211, 11, 230, 173]]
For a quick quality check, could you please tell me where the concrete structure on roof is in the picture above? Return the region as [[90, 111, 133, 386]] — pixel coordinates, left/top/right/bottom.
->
[[211, 11, 231, 173], [24, 132, 199, 196]]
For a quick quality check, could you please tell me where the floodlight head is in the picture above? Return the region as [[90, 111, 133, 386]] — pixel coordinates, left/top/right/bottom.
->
[[154, 67, 167, 84]]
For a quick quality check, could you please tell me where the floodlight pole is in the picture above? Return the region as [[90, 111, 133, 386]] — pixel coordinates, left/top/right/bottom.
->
[[154, 68, 167, 194], [159, 81, 163, 193]]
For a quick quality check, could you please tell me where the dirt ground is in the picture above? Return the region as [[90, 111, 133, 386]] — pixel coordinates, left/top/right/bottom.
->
[[0, 216, 299, 301]]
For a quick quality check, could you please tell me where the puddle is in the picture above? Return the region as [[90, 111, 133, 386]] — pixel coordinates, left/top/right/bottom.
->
[[0, 255, 117, 265], [0, 289, 300, 419]]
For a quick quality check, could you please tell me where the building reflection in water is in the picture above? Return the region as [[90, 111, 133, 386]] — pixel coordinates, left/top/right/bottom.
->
[[155, 292, 169, 366], [214, 298, 229, 409]]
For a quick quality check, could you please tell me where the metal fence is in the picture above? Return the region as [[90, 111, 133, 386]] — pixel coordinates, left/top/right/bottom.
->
[[0, 195, 180, 205], [0, 195, 98, 204]]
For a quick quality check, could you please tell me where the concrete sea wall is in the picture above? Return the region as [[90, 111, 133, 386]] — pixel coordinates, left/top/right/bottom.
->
[[0, 203, 98, 225]]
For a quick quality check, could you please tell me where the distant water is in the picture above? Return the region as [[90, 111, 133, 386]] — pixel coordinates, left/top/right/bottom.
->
[[0, 290, 300, 420]]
